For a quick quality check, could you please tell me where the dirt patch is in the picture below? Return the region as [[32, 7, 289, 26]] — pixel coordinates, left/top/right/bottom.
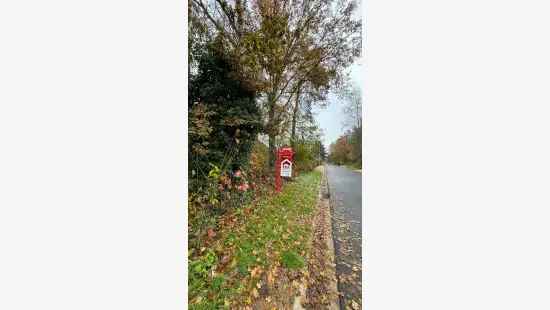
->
[[249, 266, 305, 310], [302, 166, 339, 309]]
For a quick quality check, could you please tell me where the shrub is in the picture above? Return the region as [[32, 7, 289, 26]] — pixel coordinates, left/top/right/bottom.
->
[[188, 43, 264, 253], [249, 140, 270, 178], [293, 140, 322, 173], [188, 42, 262, 193]]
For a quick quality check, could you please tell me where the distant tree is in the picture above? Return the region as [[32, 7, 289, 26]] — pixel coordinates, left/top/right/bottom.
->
[[328, 84, 362, 167], [320, 143, 327, 161], [329, 135, 353, 165], [348, 126, 362, 166], [341, 84, 362, 130]]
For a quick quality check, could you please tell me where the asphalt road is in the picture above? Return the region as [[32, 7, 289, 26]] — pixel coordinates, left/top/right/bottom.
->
[[325, 164, 362, 309]]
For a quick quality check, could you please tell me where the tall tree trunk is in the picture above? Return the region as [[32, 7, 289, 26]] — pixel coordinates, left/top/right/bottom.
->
[[235, 0, 243, 36], [267, 93, 276, 168], [290, 87, 301, 149], [290, 92, 300, 148], [269, 133, 276, 168]]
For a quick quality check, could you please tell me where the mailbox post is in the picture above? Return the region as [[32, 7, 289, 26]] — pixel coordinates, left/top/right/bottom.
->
[[275, 147, 294, 193]]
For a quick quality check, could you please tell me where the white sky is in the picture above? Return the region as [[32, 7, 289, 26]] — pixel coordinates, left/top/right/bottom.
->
[[314, 59, 363, 148], [314, 0, 364, 148]]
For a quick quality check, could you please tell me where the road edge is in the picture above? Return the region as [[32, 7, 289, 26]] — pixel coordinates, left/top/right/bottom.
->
[[294, 165, 339, 310], [322, 165, 340, 310]]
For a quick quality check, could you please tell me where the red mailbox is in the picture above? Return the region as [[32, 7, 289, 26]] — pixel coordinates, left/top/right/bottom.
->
[[275, 147, 294, 192]]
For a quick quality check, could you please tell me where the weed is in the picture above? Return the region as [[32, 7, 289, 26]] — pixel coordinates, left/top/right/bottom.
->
[[280, 250, 305, 269]]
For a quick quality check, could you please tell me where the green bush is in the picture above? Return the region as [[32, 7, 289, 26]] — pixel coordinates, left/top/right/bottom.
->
[[249, 140, 270, 178], [188, 42, 261, 193], [293, 140, 322, 173], [188, 43, 263, 247]]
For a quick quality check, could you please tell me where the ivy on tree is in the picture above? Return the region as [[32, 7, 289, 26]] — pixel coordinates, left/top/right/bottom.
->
[[188, 42, 262, 188]]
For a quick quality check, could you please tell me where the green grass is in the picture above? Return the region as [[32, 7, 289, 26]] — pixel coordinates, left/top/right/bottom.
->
[[280, 250, 305, 269], [345, 162, 362, 170], [188, 170, 322, 309]]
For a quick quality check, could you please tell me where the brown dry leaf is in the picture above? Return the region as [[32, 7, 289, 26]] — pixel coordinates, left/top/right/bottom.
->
[[251, 288, 259, 298], [251, 266, 262, 278], [207, 228, 216, 239], [228, 257, 237, 268]]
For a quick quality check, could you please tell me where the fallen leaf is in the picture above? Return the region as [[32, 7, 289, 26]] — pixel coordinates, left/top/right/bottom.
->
[[220, 255, 230, 265], [207, 228, 216, 238], [251, 266, 262, 278]]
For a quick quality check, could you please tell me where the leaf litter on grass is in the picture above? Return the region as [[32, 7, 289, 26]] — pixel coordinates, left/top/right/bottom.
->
[[189, 171, 322, 310]]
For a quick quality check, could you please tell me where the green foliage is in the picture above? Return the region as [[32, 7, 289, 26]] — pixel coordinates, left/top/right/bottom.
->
[[236, 241, 257, 274], [320, 143, 327, 161], [293, 140, 322, 173], [349, 125, 362, 165], [329, 85, 362, 167], [188, 163, 255, 252], [328, 126, 362, 168], [249, 140, 270, 178], [280, 250, 305, 269], [189, 43, 261, 192], [211, 275, 225, 291], [188, 44, 263, 249], [188, 171, 322, 308], [189, 0, 361, 305], [190, 249, 217, 278]]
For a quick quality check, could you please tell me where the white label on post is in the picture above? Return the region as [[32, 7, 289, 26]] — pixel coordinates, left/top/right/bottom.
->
[[280, 159, 292, 177]]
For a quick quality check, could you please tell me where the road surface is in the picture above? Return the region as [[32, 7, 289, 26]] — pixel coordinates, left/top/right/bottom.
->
[[325, 164, 362, 309]]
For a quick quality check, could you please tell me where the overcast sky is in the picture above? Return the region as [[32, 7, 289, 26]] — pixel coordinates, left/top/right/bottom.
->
[[314, 0, 364, 149], [314, 59, 363, 148]]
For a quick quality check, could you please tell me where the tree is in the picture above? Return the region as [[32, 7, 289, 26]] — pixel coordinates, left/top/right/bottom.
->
[[192, 0, 361, 166], [348, 126, 362, 166], [290, 80, 329, 148], [341, 84, 362, 130], [188, 42, 262, 189], [328, 135, 352, 165], [320, 143, 327, 161]]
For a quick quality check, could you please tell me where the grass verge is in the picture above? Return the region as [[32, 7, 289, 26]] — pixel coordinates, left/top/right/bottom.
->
[[345, 163, 362, 171], [189, 170, 322, 309]]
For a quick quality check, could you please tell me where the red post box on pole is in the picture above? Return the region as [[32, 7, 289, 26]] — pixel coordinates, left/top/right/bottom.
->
[[275, 147, 294, 193]]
